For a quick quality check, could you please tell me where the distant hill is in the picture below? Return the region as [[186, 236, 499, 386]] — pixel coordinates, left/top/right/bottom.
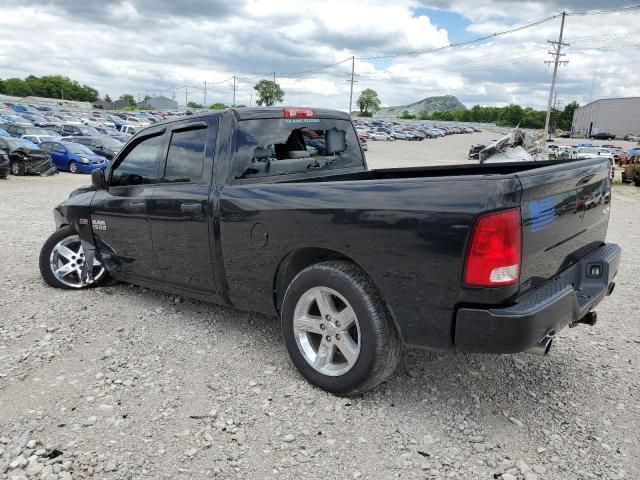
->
[[375, 95, 466, 118]]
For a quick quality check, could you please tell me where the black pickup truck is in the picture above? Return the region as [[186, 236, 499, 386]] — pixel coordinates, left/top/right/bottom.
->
[[39, 107, 620, 395]]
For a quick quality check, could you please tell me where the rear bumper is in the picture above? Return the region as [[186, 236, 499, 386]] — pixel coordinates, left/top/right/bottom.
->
[[454, 243, 621, 353]]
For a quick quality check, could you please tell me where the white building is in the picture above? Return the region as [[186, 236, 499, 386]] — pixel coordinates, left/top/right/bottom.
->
[[571, 97, 640, 138]]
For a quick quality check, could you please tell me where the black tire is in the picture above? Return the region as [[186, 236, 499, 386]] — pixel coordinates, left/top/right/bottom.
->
[[39, 226, 109, 289], [634, 176, 640, 187], [68, 161, 79, 174], [10, 161, 24, 176], [281, 261, 401, 396]]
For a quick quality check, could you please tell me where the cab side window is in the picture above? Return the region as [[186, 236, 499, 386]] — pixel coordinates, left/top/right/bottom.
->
[[110, 134, 164, 187], [162, 128, 207, 183]]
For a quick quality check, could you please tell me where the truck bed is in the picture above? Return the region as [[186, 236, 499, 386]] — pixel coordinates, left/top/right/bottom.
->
[[280, 159, 579, 183], [220, 157, 613, 351]]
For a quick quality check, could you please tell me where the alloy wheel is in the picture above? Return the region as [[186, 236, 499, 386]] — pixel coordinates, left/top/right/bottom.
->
[[49, 234, 105, 288], [293, 286, 361, 376]]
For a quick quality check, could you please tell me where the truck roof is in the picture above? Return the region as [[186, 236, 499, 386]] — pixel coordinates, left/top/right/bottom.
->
[[230, 107, 350, 121], [131, 107, 351, 137]]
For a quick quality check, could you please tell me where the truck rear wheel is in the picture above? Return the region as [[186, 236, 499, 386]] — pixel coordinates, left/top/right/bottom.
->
[[281, 261, 401, 395]]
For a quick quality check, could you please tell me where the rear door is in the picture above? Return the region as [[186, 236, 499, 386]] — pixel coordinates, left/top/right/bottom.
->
[[148, 118, 217, 293], [44, 143, 68, 170], [90, 129, 166, 281], [517, 158, 611, 292]]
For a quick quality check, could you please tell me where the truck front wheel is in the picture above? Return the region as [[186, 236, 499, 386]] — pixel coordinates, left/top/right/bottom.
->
[[281, 261, 401, 395], [39, 226, 109, 289], [10, 161, 24, 176]]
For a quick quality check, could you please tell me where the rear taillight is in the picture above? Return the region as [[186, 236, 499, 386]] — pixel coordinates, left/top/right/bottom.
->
[[283, 108, 316, 118], [464, 208, 522, 287]]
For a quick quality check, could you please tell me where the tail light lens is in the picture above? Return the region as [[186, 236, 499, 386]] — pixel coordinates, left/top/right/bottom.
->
[[283, 108, 316, 118], [464, 208, 522, 287]]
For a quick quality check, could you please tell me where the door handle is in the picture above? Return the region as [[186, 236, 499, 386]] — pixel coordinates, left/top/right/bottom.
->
[[180, 203, 203, 213], [129, 201, 146, 210]]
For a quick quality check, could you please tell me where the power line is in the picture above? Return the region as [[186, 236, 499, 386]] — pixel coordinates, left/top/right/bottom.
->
[[356, 15, 559, 60], [566, 4, 640, 16]]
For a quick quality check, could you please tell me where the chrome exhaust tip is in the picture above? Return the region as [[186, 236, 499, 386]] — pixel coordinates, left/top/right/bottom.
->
[[526, 336, 553, 356]]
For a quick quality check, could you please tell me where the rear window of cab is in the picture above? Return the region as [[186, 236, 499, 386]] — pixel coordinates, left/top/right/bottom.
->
[[232, 118, 364, 180]]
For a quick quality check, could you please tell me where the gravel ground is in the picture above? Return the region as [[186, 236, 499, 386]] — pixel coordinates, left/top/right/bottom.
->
[[1, 163, 639, 480]]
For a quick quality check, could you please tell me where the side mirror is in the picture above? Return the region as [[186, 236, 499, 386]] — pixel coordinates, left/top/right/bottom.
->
[[91, 168, 107, 190]]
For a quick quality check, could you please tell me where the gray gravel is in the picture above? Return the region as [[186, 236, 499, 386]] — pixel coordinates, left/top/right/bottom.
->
[[1, 172, 639, 480]]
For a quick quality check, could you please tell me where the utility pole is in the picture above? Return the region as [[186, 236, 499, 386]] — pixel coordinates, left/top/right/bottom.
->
[[273, 72, 276, 83], [203, 81, 207, 108], [185, 85, 188, 108], [346, 56, 358, 114], [589, 69, 598, 103], [232, 76, 236, 107], [543, 11, 569, 139]]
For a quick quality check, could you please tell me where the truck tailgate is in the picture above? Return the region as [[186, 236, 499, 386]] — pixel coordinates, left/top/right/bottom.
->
[[517, 158, 611, 291]]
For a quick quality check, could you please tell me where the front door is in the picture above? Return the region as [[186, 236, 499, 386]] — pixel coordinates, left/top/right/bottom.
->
[[148, 119, 217, 293], [90, 130, 166, 281]]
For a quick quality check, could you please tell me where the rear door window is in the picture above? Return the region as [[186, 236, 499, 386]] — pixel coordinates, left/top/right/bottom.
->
[[233, 118, 364, 180], [162, 128, 207, 183]]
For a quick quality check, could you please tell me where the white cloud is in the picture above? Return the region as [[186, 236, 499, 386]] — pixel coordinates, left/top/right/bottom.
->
[[0, 0, 639, 110]]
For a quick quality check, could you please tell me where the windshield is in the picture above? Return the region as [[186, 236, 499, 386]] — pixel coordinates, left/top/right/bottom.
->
[[79, 126, 99, 135], [101, 137, 124, 149], [66, 143, 95, 155], [21, 139, 39, 149], [233, 118, 364, 180]]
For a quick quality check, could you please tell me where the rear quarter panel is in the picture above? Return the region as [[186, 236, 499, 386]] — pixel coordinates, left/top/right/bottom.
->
[[219, 176, 521, 350]]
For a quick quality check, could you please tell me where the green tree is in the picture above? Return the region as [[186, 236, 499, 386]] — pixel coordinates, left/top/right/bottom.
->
[[143, 95, 152, 101], [187, 101, 203, 109], [1, 75, 100, 101], [209, 102, 228, 110], [399, 110, 416, 119], [254, 80, 284, 107], [103, 94, 112, 103], [2, 78, 34, 97], [558, 101, 580, 131], [357, 88, 381, 117], [119, 94, 136, 106]]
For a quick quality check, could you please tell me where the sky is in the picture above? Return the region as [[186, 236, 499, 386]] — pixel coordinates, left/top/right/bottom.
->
[[0, 0, 639, 110]]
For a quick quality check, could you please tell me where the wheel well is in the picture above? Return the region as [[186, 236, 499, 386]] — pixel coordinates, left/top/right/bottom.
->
[[273, 248, 354, 313]]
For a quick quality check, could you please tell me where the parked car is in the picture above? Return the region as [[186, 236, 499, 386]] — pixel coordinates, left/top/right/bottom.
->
[[40, 141, 109, 174], [0, 136, 56, 176], [623, 134, 639, 141], [21, 134, 62, 145], [368, 132, 393, 141], [621, 152, 640, 186], [590, 132, 616, 140], [391, 130, 410, 140], [4, 124, 52, 138], [119, 124, 139, 136], [38, 107, 620, 395], [0, 127, 10, 137], [59, 124, 101, 137], [67, 136, 123, 160], [0, 114, 32, 126]]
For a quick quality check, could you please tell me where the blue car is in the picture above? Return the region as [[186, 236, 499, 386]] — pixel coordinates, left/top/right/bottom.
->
[[0, 127, 10, 137], [40, 141, 109, 174]]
